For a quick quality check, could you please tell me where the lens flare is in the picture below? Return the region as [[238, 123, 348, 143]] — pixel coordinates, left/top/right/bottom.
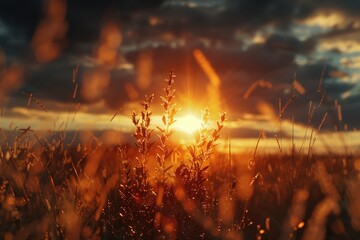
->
[[174, 114, 202, 135]]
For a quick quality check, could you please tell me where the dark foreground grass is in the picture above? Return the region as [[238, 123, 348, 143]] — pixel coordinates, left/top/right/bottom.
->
[[1, 138, 359, 239]]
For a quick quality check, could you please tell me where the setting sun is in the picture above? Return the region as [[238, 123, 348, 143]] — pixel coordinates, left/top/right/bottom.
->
[[174, 113, 202, 135]]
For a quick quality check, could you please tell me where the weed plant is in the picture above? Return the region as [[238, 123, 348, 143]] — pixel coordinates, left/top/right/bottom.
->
[[0, 70, 359, 240]]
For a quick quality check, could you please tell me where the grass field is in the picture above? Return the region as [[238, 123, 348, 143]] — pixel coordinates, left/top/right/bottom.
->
[[1, 70, 360, 240]]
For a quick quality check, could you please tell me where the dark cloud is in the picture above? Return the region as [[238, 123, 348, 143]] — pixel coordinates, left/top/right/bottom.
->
[[0, 0, 165, 36], [120, 36, 347, 119], [303, 0, 360, 15], [0, 0, 166, 61], [1, 0, 359, 130], [218, 0, 297, 31], [0, 0, 43, 38], [5, 37, 351, 129], [0, 0, 359, 46], [104, 70, 137, 109], [17, 58, 75, 101], [324, 81, 354, 98], [318, 23, 360, 39], [336, 95, 360, 130], [15, 59, 136, 108], [265, 34, 316, 54]]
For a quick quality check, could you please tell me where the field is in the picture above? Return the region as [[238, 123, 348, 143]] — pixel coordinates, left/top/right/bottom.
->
[[1, 70, 359, 240]]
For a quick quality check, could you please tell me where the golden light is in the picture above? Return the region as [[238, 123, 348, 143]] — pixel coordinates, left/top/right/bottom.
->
[[174, 114, 202, 135]]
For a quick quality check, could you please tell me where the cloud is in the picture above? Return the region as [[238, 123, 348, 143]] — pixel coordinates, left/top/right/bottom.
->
[[0, 0, 360, 132], [19, 58, 76, 101], [0, 0, 42, 38], [265, 34, 316, 54], [302, 11, 359, 29], [120, 33, 348, 109], [341, 57, 360, 68], [318, 39, 360, 53]]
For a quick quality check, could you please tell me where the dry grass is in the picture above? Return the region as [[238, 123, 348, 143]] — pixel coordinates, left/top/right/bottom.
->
[[0, 70, 359, 240]]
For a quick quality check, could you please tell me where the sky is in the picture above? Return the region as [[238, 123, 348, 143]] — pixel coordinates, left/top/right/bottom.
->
[[0, 0, 360, 151]]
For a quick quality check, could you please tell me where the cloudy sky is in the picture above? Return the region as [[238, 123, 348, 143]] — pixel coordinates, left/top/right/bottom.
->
[[0, 0, 360, 150]]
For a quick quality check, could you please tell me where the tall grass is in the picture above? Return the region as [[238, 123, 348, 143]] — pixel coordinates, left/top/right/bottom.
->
[[0, 70, 359, 240]]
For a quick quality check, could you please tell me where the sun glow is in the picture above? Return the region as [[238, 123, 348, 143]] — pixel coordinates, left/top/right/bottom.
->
[[174, 114, 202, 135]]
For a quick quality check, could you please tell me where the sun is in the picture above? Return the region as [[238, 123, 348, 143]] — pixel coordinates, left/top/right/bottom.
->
[[174, 113, 202, 135]]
